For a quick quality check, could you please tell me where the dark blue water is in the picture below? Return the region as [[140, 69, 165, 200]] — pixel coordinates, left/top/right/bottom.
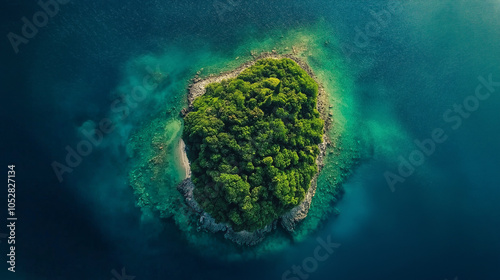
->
[[1, 0, 500, 279]]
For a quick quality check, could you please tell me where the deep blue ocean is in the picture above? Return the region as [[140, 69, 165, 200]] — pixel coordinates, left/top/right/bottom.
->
[[1, 0, 500, 279]]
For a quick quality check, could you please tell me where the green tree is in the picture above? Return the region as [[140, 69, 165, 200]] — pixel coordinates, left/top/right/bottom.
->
[[183, 58, 324, 232]]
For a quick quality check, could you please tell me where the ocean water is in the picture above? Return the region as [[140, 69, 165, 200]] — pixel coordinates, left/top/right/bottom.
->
[[1, 0, 500, 279]]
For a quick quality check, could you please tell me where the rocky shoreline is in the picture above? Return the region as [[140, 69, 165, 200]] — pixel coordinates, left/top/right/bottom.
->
[[177, 53, 332, 246]]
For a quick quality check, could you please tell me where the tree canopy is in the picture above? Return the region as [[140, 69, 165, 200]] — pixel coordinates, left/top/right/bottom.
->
[[183, 58, 323, 232]]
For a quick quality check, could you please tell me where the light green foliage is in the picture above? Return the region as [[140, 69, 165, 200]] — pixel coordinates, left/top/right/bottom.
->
[[183, 58, 324, 231]]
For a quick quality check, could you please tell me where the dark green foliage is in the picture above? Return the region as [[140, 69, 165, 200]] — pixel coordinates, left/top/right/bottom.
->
[[183, 58, 324, 232]]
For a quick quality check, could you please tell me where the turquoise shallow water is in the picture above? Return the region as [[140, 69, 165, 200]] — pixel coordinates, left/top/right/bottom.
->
[[1, 0, 500, 279]]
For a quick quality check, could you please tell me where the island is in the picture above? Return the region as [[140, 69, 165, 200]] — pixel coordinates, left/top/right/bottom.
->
[[127, 47, 361, 253], [177, 56, 330, 244]]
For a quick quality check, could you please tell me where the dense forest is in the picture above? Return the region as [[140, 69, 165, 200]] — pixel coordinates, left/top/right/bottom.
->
[[183, 58, 324, 232]]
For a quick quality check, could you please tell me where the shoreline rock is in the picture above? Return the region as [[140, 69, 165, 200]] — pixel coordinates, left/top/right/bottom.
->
[[178, 53, 331, 245], [177, 177, 277, 246]]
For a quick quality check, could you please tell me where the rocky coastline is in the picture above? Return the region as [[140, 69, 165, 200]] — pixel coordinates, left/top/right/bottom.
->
[[177, 53, 332, 246]]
